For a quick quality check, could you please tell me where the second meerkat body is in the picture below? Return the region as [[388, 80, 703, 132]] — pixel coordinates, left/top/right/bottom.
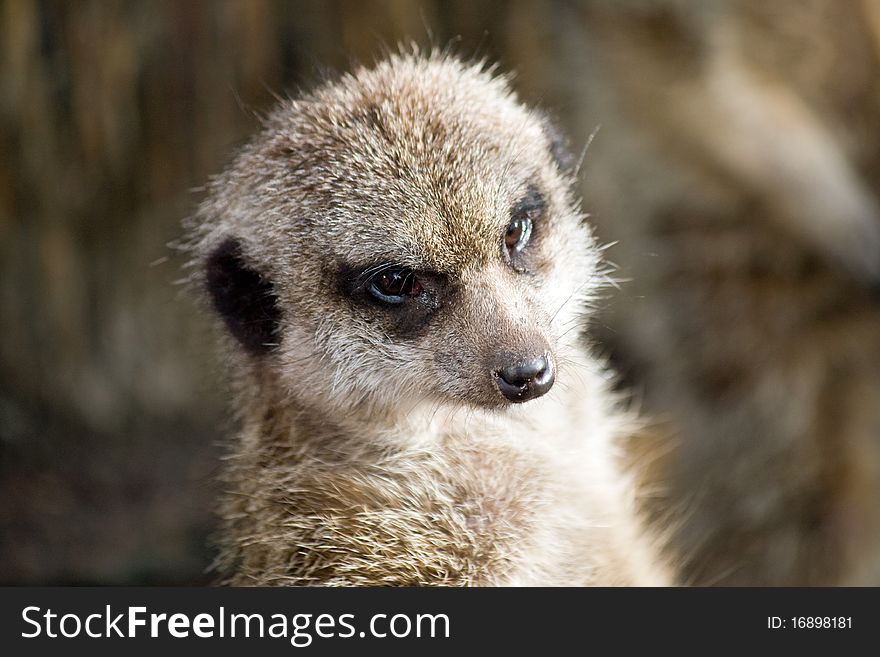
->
[[189, 53, 669, 586]]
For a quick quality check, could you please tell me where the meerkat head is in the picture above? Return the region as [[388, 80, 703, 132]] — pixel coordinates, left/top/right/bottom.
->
[[191, 53, 600, 418]]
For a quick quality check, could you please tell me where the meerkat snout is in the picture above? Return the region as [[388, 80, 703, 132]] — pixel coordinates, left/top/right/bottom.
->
[[493, 352, 555, 403]]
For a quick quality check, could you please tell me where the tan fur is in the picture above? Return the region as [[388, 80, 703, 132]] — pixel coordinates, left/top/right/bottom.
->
[[549, 0, 880, 585], [186, 52, 670, 586]]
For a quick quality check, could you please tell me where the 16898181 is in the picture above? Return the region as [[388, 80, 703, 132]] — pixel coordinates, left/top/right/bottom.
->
[[768, 617, 852, 630]]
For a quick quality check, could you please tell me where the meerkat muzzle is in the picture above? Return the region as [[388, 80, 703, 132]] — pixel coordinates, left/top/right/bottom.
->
[[493, 354, 555, 403]]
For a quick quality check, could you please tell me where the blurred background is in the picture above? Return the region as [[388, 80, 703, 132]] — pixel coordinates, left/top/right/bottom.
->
[[2, 0, 879, 585]]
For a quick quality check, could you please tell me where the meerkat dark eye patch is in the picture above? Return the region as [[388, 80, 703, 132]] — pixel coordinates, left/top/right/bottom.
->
[[206, 238, 281, 356], [336, 261, 446, 338]]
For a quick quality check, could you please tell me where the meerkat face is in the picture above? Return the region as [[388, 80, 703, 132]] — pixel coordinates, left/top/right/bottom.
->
[[196, 55, 599, 415]]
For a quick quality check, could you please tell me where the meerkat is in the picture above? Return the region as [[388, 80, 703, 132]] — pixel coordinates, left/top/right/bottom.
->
[[185, 52, 671, 586], [543, 0, 880, 585]]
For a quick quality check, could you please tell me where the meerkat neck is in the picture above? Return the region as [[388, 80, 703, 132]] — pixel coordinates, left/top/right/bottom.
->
[[236, 355, 606, 457]]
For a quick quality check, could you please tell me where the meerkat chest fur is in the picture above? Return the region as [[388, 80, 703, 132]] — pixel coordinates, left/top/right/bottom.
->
[[190, 52, 668, 586], [225, 363, 656, 586]]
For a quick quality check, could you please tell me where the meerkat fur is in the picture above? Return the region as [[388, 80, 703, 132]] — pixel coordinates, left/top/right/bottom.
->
[[186, 51, 671, 586]]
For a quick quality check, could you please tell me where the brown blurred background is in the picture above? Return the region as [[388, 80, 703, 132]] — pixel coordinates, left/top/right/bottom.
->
[[3, 0, 880, 585]]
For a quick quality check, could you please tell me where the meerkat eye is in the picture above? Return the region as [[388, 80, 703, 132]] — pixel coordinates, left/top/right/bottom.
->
[[368, 267, 423, 304], [504, 186, 545, 261], [505, 216, 533, 253]]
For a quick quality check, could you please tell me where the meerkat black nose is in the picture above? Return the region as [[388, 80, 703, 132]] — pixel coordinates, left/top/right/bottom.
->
[[494, 355, 555, 403]]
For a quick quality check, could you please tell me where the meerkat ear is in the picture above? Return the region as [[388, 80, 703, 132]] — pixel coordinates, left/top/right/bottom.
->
[[205, 238, 282, 356], [539, 114, 576, 175]]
